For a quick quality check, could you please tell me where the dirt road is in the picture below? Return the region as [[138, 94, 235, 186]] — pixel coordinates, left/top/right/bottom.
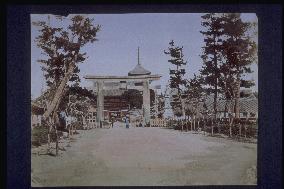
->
[[32, 126, 257, 186]]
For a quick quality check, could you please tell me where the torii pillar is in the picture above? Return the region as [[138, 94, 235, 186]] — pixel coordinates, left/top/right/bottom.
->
[[84, 74, 161, 128], [143, 80, 150, 126], [96, 81, 104, 128]]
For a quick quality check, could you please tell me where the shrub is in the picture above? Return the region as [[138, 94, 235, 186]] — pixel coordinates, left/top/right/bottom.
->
[[31, 125, 63, 147], [73, 121, 84, 130]]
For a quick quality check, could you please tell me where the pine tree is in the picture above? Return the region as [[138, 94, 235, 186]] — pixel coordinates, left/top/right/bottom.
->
[[199, 13, 224, 119], [186, 74, 203, 101], [221, 13, 257, 118], [184, 74, 204, 125], [164, 40, 187, 117], [33, 15, 101, 155], [157, 93, 166, 118]]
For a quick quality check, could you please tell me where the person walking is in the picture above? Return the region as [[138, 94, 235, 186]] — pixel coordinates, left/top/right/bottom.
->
[[111, 117, 114, 128], [125, 117, 129, 129]]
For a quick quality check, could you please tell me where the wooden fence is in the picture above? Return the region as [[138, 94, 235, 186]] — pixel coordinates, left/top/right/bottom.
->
[[167, 117, 258, 138], [150, 118, 168, 127]]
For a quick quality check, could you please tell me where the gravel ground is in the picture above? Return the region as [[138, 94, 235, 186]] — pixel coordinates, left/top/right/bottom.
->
[[31, 124, 257, 186]]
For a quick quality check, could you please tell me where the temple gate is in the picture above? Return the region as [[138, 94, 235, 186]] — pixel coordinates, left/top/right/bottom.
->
[[84, 47, 161, 126]]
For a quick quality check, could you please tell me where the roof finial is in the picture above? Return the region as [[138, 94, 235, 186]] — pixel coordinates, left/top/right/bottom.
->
[[138, 46, 140, 65]]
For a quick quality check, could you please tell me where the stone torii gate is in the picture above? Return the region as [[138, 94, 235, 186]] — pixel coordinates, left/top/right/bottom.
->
[[84, 75, 161, 126], [85, 47, 161, 127]]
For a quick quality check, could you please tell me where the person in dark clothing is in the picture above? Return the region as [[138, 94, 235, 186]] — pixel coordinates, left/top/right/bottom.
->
[[111, 118, 114, 128], [125, 118, 129, 129]]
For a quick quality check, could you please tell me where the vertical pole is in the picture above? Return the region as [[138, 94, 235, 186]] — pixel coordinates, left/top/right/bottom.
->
[[96, 81, 104, 128], [143, 80, 150, 126], [203, 118, 206, 135], [193, 115, 196, 131], [154, 89, 158, 118], [197, 119, 200, 132], [138, 47, 140, 65], [211, 118, 214, 136], [244, 125, 247, 139], [47, 117, 52, 154], [186, 116, 189, 132], [239, 122, 242, 138]]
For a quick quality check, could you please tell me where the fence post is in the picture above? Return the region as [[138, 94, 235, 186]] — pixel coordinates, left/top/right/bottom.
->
[[197, 119, 200, 132], [229, 117, 233, 138], [239, 121, 242, 138], [186, 119, 189, 132], [217, 119, 221, 134], [203, 118, 206, 135], [193, 116, 196, 131], [211, 118, 214, 136]]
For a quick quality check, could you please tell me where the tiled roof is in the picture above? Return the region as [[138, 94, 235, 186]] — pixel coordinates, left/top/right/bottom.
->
[[128, 64, 151, 76], [177, 94, 258, 118], [239, 98, 258, 114], [203, 94, 258, 114]]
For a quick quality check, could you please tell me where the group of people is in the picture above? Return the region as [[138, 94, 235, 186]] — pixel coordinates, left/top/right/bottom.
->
[[58, 111, 77, 130], [110, 117, 130, 129]]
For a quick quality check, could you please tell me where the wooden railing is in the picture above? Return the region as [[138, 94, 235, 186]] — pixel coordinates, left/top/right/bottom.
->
[[150, 118, 168, 127]]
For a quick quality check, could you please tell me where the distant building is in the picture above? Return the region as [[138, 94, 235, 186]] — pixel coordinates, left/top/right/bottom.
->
[[85, 88, 134, 123], [170, 92, 258, 119], [85, 47, 161, 125], [203, 93, 258, 118], [31, 101, 44, 129]]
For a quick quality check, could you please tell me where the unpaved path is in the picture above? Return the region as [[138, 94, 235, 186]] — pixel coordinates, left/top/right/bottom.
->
[[32, 126, 257, 186]]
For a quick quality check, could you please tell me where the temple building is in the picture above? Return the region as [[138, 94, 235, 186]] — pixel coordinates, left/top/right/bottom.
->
[[85, 47, 161, 127]]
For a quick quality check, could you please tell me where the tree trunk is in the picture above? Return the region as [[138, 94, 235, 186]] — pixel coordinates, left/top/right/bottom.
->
[[53, 99, 61, 156], [54, 125, 59, 155], [203, 119, 206, 135], [43, 62, 76, 120], [197, 119, 200, 132], [213, 48, 218, 120], [234, 78, 241, 119], [71, 123, 74, 136], [239, 122, 242, 138], [186, 116, 189, 132], [83, 115, 86, 129], [193, 115, 196, 131], [229, 117, 234, 137], [68, 125, 71, 138], [245, 117, 249, 139], [214, 89, 217, 120], [53, 113, 59, 156], [47, 117, 52, 154], [217, 118, 220, 134], [180, 96, 185, 119], [244, 125, 247, 139], [211, 118, 214, 136]]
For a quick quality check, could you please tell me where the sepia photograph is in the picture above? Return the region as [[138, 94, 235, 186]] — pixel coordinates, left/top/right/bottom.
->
[[30, 13, 258, 186]]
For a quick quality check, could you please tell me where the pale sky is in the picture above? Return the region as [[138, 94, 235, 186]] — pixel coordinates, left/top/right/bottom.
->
[[31, 13, 258, 99]]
